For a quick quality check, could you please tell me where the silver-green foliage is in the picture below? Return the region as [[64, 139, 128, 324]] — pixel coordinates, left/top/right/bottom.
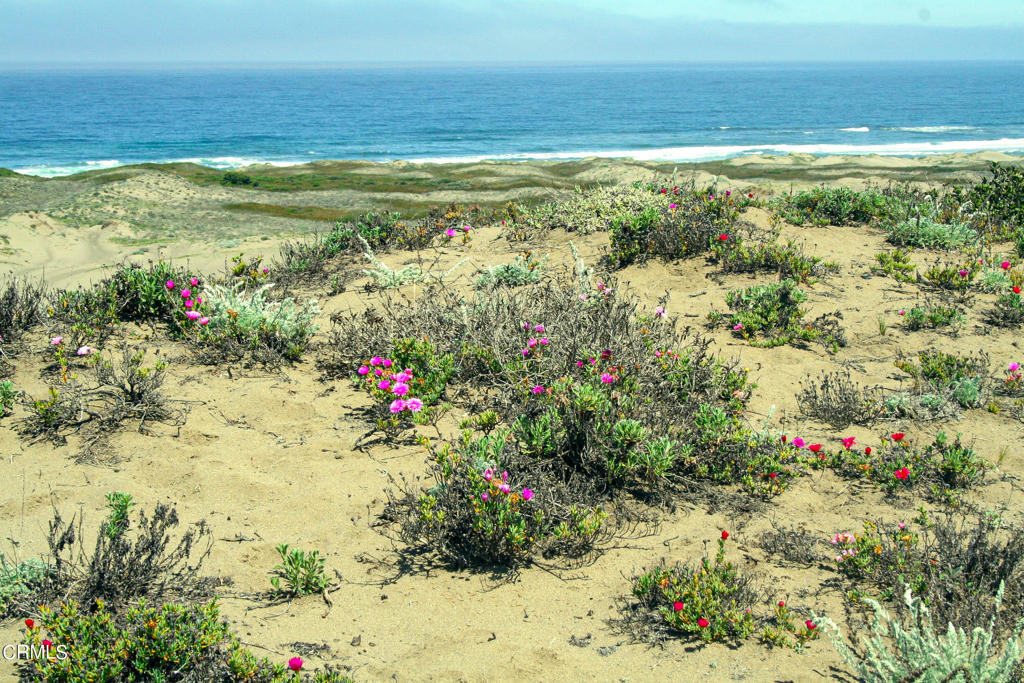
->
[[0, 554, 50, 616], [358, 236, 466, 289], [202, 282, 319, 341], [514, 185, 661, 236], [887, 217, 979, 250], [475, 253, 544, 290], [816, 583, 1024, 683]]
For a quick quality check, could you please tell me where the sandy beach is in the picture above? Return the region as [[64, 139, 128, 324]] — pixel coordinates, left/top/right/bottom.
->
[[1, 152, 1023, 681]]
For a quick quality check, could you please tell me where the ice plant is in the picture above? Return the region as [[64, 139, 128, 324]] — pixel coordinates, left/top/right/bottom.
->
[[389, 399, 406, 413], [181, 288, 191, 298], [891, 432, 905, 442], [405, 397, 424, 412], [288, 657, 303, 672], [166, 280, 174, 290], [190, 277, 198, 286], [522, 488, 534, 501], [600, 373, 615, 384], [1002, 261, 1012, 270], [698, 618, 710, 628], [895, 467, 910, 480], [841, 436, 857, 450], [392, 383, 410, 396], [792, 437, 805, 448], [358, 365, 369, 375]]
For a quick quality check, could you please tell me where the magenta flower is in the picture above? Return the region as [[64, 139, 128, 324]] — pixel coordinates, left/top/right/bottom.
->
[[533, 324, 545, 332], [288, 657, 303, 672], [358, 365, 369, 375], [374, 368, 383, 377], [733, 323, 744, 331], [196, 297, 203, 305], [958, 269, 969, 277], [1010, 362, 1021, 372], [389, 399, 406, 413], [198, 317, 210, 325], [378, 379, 391, 390], [261, 267, 269, 274], [898, 309, 905, 315], [539, 338, 549, 345], [371, 356, 383, 366], [393, 371, 412, 383], [725, 190, 731, 197], [483, 468, 494, 482], [166, 280, 174, 289], [498, 483, 511, 494], [522, 488, 534, 501], [50, 336, 63, 345], [186, 310, 201, 320], [522, 348, 530, 356], [576, 360, 585, 367], [1002, 261, 1012, 270], [181, 289, 191, 298], [481, 492, 489, 501], [841, 436, 857, 450], [600, 373, 615, 384], [531, 385, 544, 394], [463, 225, 471, 232], [792, 437, 806, 448], [445, 227, 456, 238], [501, 470, 508, 481], [392, 383, 410, 396], [527, 338, 538, 348], [405, 397, 424, 412], [190, 277, 198, 286], [382, 358, 393, 368], [669, 203, 678, 209], [654, 350, 662, 357], [184, 299, 193, 309]]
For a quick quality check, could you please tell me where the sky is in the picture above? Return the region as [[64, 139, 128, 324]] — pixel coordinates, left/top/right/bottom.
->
[[1, 0, 1022, 64]]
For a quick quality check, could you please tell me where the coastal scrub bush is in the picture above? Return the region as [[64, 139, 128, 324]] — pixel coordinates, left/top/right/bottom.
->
[[709, 234, 834, 283], [0, 276, 45, 347], [988, 288, 1024, 327], [506, 185, 660, 239], [774, 186, 893, 226], [797, 370, 883, 428], [193, 282, 318, 363], [816, 582, 1024, 683], [826, 512, 1024, 637], [18, 599, 354, 682], [475, 251, 544, 289], [902, 303, 965, 332], [949, 162, 1024, 229], [222, 170, 255, 186], [47, 285, 120, 347], [894, 349, 990, 412], [886, 216, 980, 250], [0, 555, 50, 619], [871, 248, 916, 283], [718, 279, 846, 350]]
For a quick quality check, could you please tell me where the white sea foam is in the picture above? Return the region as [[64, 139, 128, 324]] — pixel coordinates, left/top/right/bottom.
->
[[889, 125, 978, 133], [13, 159, 122, 177], [840, 127, 870, 132], [406, 138, 1024, 164]]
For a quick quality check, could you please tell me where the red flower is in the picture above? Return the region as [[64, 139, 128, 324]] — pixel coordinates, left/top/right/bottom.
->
[[697, 617, 710, 628], [891, 432, 905, 442], [721, 530, 729, 540], [673, 601, 684, 612], [805, 620, 817, 631], [865, 446, 872, 455], [808, 444, 822, 453], [768, 472, 778, 480], [24, 619, 34, 630], [895, 467, 910, 480], [719, 234, 729, 241], [1015, 286, 1022, 294], [660, 188, 668, 194], [42, 639, 52, 648], [780, 434, 787, 444], [778, 600, 786, 607], [288, 657, 303, 672]]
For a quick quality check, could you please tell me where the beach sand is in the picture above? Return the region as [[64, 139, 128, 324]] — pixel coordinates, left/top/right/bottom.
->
[[1, 152, 1022, 681]]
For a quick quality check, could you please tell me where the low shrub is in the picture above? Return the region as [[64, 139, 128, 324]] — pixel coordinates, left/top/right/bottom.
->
[[269, 544, 330, 597], [773, 186, 894, 226], [797, 370, 883, 429], [0, 276, 45, 347], [894, 349, 990, 412], [0, 379, 16, 416], [902, 304, 965, 332], [886, 216, 979, 250], [871, 248, 916, 283], [949, 161, 1024, 229], [709, 234, 834, 283], [719, 279, 846, 350], [988, 288, 1024, 327]]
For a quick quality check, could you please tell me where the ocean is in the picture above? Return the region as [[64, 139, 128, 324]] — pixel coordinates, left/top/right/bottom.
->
[[2, 61, 1023, 177]]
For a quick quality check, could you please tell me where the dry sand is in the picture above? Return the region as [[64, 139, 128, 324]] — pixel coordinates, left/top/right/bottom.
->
[[1, 153, 1023, 682]]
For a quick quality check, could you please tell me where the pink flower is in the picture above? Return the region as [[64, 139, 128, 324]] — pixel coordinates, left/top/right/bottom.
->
[[792, 437, 805, 448], [288, 657, 303, 672], [374, 368, 383, 376], [389, 399, 406, 413], [166, 280, 175, 289], [527, 338, 538, 348], [481, 493, 489, 501], [600, 373, 615, 384], [445, 228, 456, 237], [498, 483, 511, 494], [522, 488, 534, 501], [1001, 261, 1011, 270], [50, 336, 63, 345], [522, 348, 530, 356], [501, 470, 508, 481], [669, 203, 678, 209], [392, 383, 410, 396], [378, 379, 391, 390], [898, 522, 906, 530], [198, 317, 210, 325], [262, 267, 269, 274], [539, 338, 549, 345], [531, 385, 545, 394], [77, 346, 93, 356], [358, 365, 369, 375], [958, 269, 969, 277], [533, 324, 545, 332], [1010, 362, 1020, 372], [895, 467, 910, 480], [196, 297, 203, 305], [576, 360, 585, 367], [405, 397, 424, 412], [483, 468, 494, 482], [841, 436, 857, 450], [184, 299, 193, 309], [370, 356, 383, 366], [186, 310, 201, 320], [654, 306, 667, 318], [42, 639, 52, 648], [393, 371, 412, 383], [654, 350, 662, 358], [181, 289, 191, 298], [898, 309, 905, 315], [463, 225, 471, 232], [725, 190, 731, 197], [733, 323, 744, 331], [382, 358, 393, 368], [190, 277, 198, 286]]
